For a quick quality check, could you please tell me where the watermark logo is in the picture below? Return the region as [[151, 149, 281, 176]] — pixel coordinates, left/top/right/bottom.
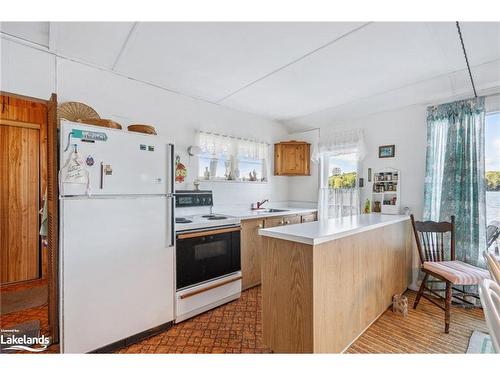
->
[[0, 328, 50, 353]]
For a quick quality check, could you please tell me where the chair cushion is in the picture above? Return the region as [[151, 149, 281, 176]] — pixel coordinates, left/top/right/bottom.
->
[[423, 260, 491, 285]]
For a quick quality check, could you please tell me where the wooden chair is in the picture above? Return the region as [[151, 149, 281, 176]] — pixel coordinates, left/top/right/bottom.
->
[[410, 214, 490, 333]]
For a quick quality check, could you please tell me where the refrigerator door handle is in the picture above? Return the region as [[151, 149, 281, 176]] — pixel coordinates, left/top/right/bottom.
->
[[100, 162, 104, 189], [168, 143, 175, 195], [169, 196, 175, 247]]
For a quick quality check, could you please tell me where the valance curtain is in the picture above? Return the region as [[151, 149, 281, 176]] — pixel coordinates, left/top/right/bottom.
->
[[312, 128, 366, 162], [316, 128, 365, 220], [423, 97, 487, 266], [197, 131, 269, 181]]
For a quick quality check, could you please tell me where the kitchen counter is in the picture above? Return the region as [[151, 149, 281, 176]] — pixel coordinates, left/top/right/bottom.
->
[[258, 213, 409, 245], [259, 213, 412, 353], [218, 207, 317, 221]]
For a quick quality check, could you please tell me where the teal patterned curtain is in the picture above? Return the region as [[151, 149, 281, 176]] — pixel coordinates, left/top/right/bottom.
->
[[423, 97, 487, 266]]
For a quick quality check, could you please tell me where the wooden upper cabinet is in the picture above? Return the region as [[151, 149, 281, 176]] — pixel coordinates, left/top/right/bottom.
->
[[274, 141, 311, 176]]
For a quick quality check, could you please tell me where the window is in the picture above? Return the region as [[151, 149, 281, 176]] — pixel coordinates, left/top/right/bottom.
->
[[197, 131, 269, 182], [316, 129, 365, 220], [485, 112, 500, 225], [328, 153, 358, 189]]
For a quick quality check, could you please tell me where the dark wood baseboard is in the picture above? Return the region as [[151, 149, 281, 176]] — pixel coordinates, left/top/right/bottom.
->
[[89, 321, 173, 354]]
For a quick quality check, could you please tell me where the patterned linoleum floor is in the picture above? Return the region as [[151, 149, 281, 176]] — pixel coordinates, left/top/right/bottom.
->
[[117, 286, 269, 353], [0, 285, 487, 354]]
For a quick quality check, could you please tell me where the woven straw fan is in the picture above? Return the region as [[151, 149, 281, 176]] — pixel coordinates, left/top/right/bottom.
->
[[57, 102, 100, 124]]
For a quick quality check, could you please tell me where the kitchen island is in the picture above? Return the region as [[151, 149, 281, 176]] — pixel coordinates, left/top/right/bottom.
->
[[258, 213, 412, 353]]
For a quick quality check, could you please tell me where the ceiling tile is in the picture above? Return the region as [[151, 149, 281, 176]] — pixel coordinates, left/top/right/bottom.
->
[[459, 22, 500, 65], [51, 22, 135, 68], [221, 22, 469, 120], [114, 22, 365, 102], [0, 22, 49, 47]]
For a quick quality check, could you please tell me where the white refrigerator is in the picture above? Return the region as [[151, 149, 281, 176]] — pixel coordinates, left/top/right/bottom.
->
[[59, 120, 175, 353]]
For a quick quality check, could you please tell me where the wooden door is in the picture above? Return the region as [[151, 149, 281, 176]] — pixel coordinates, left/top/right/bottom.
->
[[0, 123, 40, 283], [241, 218, 265, 290], [0, 94, 48, 284]]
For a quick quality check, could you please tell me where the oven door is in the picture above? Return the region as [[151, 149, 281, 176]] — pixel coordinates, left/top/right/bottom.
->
[[176, 226, 241, 290]]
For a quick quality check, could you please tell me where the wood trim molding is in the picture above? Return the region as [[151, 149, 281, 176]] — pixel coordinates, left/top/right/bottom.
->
[[177, 227, 241, 239], [0, 119, 41, 129], [46, 93, 59, 343], [0, 91, 48, 104], [179, 276, 243, 299]]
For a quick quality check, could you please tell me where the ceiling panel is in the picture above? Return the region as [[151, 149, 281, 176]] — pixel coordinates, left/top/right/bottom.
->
[[114, 22, 364, 102], [285, 59, 500, 131], [221, 22, 469, 120], [460, 22, 500, 66], [0, 22, 49, 47], [51, 22, 135, 68]]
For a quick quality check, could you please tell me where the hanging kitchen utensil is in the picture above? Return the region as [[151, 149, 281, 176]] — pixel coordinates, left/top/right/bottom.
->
[[175, 155, 187, 183]]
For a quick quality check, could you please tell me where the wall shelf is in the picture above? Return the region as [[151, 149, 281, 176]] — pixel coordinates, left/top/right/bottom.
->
[[371, 168, 400, 215]]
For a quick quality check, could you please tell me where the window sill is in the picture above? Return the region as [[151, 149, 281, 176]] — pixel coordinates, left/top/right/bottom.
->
[[197, 178, 268, 184]]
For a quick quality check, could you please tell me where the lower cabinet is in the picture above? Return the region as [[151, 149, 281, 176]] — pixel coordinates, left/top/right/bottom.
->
[[241, 212, 317, 290], [241, 218, 265, 290], [301, 212, 317, 223]]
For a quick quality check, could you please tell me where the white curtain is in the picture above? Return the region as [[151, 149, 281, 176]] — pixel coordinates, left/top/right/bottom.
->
[[197, 130, 269, 181], [312, 128, 366, 162], [318, 188, 360, 220], [316, 128, 365, 220]]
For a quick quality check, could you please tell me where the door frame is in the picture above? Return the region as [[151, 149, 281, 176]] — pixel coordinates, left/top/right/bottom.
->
[[0, 90, 59, 343]]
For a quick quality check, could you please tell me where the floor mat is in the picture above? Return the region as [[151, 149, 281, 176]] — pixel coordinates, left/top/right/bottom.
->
[[0, 285, 47, 315], [466, 330, 496, 353]]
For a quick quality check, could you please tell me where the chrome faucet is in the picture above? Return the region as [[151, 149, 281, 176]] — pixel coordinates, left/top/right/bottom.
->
[[256, 199, 268, 209]]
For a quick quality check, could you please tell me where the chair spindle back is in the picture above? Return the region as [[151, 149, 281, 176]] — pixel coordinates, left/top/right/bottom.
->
[[410, 214, 455, 264]]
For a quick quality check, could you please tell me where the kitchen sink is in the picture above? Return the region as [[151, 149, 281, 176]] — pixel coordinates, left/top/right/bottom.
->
[[263, 208, 289, 213]]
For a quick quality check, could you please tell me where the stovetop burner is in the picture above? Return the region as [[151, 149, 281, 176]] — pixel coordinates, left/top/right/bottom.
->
[[176, 217, 193, 224]]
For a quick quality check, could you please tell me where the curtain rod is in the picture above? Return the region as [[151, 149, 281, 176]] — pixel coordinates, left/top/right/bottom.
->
[[456, 21, 478, 98], [197, 130, 269, 146]]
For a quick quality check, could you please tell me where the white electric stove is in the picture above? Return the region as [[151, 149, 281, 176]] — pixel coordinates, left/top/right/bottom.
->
[[174, 190, 242, 322]]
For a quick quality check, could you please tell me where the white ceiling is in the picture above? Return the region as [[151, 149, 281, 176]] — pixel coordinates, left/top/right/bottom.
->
[[1, 21, 499, 128]]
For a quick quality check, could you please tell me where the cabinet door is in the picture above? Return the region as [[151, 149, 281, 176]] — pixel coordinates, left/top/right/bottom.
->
[[282, 144, 300, 175], [301, 212, 317, 223], [241, 218, 265, 290], [274, 143, 311, 176], [264, 216, 285, 228], [282, 214, 301, 225]]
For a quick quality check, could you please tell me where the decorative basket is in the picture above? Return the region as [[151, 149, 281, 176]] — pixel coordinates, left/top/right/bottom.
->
[[127, 124, 157, 135], [76, 118, 122, 130]]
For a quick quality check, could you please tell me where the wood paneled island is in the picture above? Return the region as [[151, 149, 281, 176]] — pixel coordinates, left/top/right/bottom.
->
[[258, 214, 412, 353]]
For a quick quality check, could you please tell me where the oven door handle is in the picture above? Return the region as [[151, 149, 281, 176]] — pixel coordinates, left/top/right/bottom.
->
[[177, 226, 241, 240]]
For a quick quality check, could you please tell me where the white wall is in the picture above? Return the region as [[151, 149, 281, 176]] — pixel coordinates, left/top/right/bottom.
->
[[286, 105, 428, 219], [286, 95, 500, 218], [0, 37, 289, 208]]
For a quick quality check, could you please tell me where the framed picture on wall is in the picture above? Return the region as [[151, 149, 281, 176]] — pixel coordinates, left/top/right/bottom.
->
[[378, 145, 395, 158]]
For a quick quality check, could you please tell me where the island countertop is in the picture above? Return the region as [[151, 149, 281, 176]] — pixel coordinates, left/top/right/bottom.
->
[[259, 213, 409, 245]]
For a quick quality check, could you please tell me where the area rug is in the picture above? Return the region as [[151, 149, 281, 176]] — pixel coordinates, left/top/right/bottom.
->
[[466, 330, 496, 353], [0, 285, 47, 314]]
